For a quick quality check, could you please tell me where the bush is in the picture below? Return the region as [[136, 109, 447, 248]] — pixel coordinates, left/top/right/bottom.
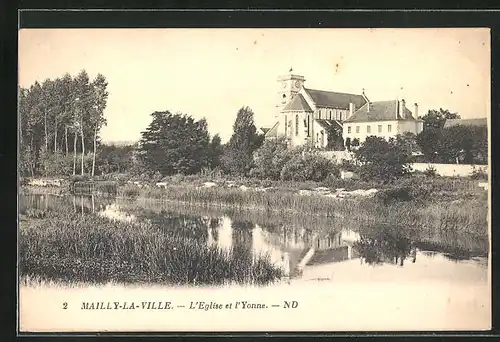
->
[[375, 186, 413, 204], [423, 165, 437, 177], [39, 152, 74, 176], [280, 152, 339, 182]]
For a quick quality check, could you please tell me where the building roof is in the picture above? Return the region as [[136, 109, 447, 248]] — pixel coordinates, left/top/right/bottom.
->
[[443, 118, 487, 128], [260, 127, 271, 134], [303, 88, 367, 109], [315, 119, 342, 132], [264, 121, 279, 138], [282, 93, 313, 112], [344, 100, 416, 123]]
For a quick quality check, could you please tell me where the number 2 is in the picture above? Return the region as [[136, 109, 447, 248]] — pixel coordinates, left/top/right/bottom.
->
[[63, 302, 68, 309]]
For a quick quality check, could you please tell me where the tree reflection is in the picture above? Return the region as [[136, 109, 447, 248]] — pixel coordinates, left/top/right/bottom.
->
[[147, 210, 216, 243], [354, 227, 417, 266]]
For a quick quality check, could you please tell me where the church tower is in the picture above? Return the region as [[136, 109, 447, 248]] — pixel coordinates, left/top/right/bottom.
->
[[276, 68, 305, 118]]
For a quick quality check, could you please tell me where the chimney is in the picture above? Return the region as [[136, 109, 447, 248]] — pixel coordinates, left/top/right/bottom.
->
[[399, 99, 405, 119], [414, 103, 418, 118]]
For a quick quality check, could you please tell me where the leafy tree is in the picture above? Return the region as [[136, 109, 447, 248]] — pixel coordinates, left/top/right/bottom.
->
[[325, 125, 344, 151], [19, 70, 109, 177], [138, 111, 212, 175], [250, 137, 295, 180], [419, 108, 460, 130], [416, 128, 442, 162], [208, 134, 223, 170], [354, 136, 412, 183], [222, 106, 263, 175], [394, 132, 420, 161], [89, 74, 109, 176], [440, 125, 486, 164], [351, 138, 360, 149], [96, 144, 134, 174]]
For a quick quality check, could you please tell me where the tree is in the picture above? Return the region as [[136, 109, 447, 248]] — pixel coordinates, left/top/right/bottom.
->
[[74, 70, 92, 175], [138, 111, 212, 175], [250, 137, 294, 180], [208, 134, 223, 170], [416, 128, 442, 162], [354, 136, 412, 183], [222, 106, 263, 175], [440, 125, 485, 164], [394, 132, 420, 161], [89, 74, 109, 176], [419, 108, 460, 130], [325, 125, 344, 151], [18, 70, 108, 177]]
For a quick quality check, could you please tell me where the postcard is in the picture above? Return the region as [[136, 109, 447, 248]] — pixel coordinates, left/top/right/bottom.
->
[[18, 27, 491, 332]]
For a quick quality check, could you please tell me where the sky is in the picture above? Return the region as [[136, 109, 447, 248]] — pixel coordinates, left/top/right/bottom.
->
[[18, 28, 490, 144]]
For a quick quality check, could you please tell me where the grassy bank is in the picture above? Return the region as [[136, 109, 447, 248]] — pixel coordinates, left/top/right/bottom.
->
[[19, 205, 283, 286]]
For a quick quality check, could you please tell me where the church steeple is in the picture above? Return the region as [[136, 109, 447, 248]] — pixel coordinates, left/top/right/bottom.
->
[[276, 69, 305, 112]]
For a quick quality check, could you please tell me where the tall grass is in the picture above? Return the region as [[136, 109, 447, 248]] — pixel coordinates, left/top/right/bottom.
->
[[117, 194, 488, 257], [19, 205, 283, 286]]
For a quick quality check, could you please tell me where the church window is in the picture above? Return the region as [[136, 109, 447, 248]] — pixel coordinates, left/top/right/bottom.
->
[[347, 126, 351, 134], [356, 126, 360, 133], [329, 110, 332, 120], [367, 125, 371, 133], [378, 125, 382, 133], [284, 115, 288, 136], [307, 115, 311, 136], [295, 115, 299, 136], [388, 124, 392, 132]]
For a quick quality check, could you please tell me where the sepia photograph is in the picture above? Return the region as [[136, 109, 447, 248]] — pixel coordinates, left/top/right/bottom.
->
[[18, 27, 491, 332]]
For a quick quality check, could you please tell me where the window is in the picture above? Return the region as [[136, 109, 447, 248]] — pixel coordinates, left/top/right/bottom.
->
[[347, 126, 351, 134], [356, 126, 360, 133], [284, 115, 287, 136], [367, 125, 371, 133], [329, 110, 332, 120], [318, 110, 321, 119], [388, 124, 392, 132], [295, 115, 299, 136], [378, 125, 382, 133], [307, 115, 311, 137]]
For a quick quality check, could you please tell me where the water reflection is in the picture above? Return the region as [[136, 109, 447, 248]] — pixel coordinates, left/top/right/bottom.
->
[[19, 193, 488, 280]]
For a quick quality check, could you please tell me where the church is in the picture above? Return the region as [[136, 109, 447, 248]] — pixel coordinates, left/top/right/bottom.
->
[[263, 69, 424, 149]]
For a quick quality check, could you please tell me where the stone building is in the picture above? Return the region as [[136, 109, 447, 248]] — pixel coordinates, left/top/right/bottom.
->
[[264, 69, 423, 148]]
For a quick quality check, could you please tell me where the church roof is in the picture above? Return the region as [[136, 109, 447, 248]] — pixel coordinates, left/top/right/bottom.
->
[[264, 121, 279, 137], [344, 100, 416, 123], [282, 94, 313, 112], [315, 119, 343, 132], [303, 88, 367, 109], [443, 118, 487, 128]]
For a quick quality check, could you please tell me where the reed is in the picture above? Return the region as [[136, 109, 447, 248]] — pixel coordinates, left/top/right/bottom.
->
[[19, 206, 283, 286]]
